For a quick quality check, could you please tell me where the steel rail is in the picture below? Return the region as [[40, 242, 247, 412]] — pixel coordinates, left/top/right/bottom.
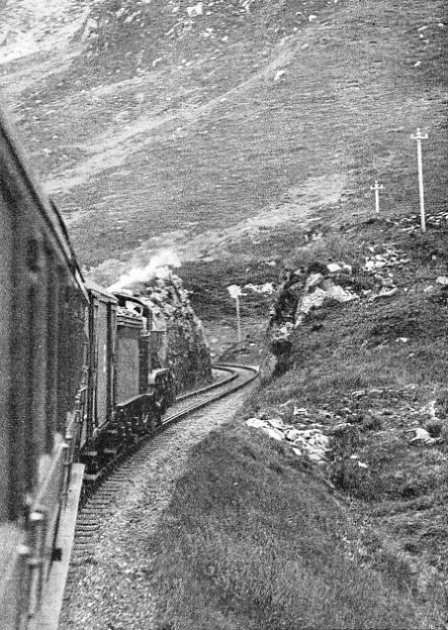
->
[[80, 366, 240, 495], [61, 363, 258, 616], [175, 364, 238, 401]]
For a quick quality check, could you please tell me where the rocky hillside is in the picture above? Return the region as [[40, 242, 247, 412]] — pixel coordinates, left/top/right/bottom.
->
[[3, 2, 448, 627]]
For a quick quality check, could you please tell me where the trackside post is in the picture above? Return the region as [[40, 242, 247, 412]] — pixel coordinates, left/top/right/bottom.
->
[[411, 128, 428, 232], [370, 180, 384, 214], [227, 285, 243, 347]]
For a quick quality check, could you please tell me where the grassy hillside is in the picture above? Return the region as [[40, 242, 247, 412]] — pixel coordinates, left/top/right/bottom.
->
[[2, 0, 447, 276], [150, 414, 445, 629], [2, 1, 448, 625], [97, 2, 448, 627], [147, 210, 448, 628]]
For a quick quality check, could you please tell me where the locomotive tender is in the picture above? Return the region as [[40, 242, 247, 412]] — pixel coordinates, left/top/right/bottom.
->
[[0, 105, 177, 628]]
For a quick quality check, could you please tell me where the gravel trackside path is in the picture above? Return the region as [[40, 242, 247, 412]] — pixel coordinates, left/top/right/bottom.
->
[[59, 387, 252, 630]]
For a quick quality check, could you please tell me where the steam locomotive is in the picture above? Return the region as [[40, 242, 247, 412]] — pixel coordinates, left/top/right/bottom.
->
[[0, 106, 181, 628]]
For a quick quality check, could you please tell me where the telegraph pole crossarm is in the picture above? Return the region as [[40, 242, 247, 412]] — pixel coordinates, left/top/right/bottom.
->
[[370, 180, 384, 214], [411, 127, 429, 232]]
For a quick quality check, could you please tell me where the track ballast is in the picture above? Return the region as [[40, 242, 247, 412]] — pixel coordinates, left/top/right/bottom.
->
[[62, 363, 257, 608]]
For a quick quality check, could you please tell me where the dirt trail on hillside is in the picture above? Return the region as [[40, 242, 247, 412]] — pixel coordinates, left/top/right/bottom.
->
[[2, 0, 446, 272], [45, 41, 298, 194], [133, 172, 345, 257], [80, 171, 345, 285]]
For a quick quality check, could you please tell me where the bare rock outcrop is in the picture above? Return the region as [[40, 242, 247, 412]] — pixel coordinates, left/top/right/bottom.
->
[[129, 272, 213, 393], [263, 246, 411, 380]]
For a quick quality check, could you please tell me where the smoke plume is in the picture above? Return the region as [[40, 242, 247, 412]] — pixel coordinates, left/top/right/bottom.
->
[[107, 250, 181, 292]]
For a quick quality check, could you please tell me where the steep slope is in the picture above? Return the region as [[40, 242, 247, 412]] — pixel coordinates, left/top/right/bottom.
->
[[2, 3, 448, 627], [2, 0, 446, 277]]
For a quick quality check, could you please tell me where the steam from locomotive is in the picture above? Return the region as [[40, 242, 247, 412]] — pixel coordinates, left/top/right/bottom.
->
[[107, 249, 181, 292]]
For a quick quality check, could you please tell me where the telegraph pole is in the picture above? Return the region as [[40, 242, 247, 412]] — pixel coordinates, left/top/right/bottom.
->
[[235, 294, 242, 345], [370, 180, 384, 214], [411, 128, 428, 232], [227, 285, 243, 347]]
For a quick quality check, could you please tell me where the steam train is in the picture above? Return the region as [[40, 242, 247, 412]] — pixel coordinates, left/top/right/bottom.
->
[[0, 106, 181, 628]]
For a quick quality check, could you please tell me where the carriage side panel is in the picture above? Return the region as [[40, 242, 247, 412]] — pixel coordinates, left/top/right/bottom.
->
[[116, 316, 142, 405]]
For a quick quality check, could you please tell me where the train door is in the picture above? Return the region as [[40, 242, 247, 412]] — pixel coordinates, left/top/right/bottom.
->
[[95, 298, 116, 429], [96, 299, 109, 427], [87, 293, 99, 441], [86, 284, 117, 439], [116, 313, 143, 404]]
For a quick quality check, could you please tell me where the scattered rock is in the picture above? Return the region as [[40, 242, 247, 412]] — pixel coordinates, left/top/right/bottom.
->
[[245, 413, 330, 463], [306, 272, 324, 289], [286, 429, 302, 442], [294, 271, 359, 322], [298, 286, 327, 314], [262, 427, 284, 441], [372, 287, 398, 300], [246, 418, 265, 429], [325, 283, 358, 303], [274, 69, 287, 82], [392, 210, 448, 232], [268, 418, 285, 430], [244, 282, 275, 294], [186, 3, 204, 18], [409, 427, 434, 444]]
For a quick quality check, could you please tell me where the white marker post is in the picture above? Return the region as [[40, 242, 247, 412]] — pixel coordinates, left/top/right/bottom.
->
[[411, 128, 428, 232], [227, 284, 242, 346], [370, 180, 384, 214]]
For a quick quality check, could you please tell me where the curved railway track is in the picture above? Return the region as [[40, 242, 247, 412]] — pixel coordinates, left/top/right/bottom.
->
[[62, 363, 257, 607]]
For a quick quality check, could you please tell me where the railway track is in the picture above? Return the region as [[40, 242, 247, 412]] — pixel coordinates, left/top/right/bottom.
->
[[62, 363, 257, 607]]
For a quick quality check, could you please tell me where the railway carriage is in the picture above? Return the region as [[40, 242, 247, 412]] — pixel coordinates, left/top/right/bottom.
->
[[0, 100, 186, 629], [0, 106, 88, 629], [79, 290, 165, 481]]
